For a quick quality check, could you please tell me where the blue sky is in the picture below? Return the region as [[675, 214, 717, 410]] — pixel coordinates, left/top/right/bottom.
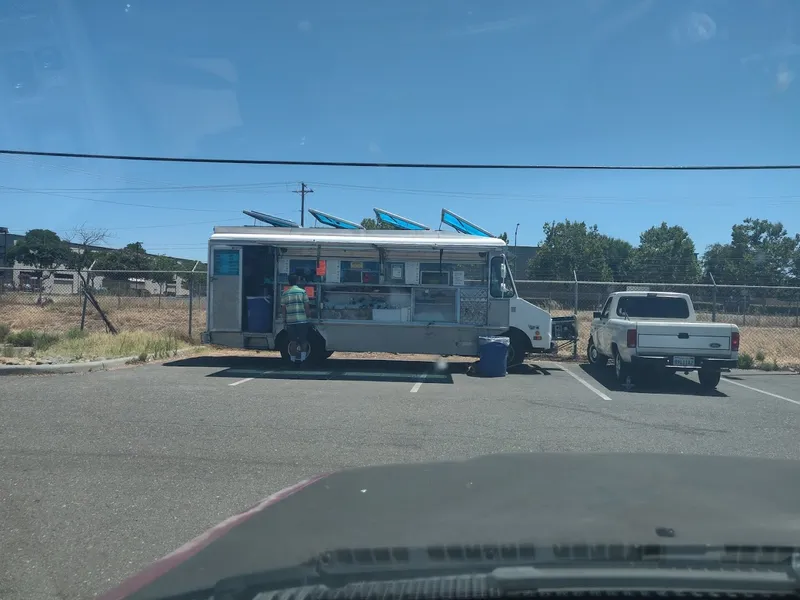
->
[[1, 0, 799, 261]]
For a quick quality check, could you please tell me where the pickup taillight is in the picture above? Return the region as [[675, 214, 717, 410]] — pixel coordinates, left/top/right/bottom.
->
[[626, 328, 637, 348], [731, 331, 740, 351]]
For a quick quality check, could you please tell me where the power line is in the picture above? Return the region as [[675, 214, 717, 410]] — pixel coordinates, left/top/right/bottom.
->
[[0, 185, 241, 213], [309, 181, 800, 205], [0, 182, 293, 194], [2, 148, 800, 170]]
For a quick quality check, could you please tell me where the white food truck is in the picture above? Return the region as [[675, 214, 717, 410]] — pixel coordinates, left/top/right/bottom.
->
[[201, 209, 575, 365]]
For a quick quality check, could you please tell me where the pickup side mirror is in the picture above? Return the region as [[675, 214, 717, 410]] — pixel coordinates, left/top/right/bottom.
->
[[593, 311, 602, 319]]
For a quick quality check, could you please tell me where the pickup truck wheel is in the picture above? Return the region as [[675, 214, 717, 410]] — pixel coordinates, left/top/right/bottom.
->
[[698, 368, 721, 390], [614, 348, 633, 386], [587, 339, 608, 367]]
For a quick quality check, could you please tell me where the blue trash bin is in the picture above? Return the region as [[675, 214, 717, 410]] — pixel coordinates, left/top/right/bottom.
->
[[477, 336, 510, 377], [246, 296, 272, 333]]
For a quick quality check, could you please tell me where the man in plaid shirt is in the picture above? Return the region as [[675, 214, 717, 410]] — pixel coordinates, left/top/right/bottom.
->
[[281, 273, 310, 361]]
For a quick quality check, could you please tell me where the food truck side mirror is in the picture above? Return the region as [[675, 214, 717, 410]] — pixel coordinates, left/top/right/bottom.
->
[[500, 262, 507, 281]]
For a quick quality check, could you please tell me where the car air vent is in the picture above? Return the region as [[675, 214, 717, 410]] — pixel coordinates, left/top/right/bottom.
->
[[316, 545, 800, 570], [252, 575, 799, 600], [318, 544, 538, 569]]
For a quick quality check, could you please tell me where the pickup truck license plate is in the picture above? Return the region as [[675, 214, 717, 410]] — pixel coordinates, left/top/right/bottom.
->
[[673, 356, 695, 367]]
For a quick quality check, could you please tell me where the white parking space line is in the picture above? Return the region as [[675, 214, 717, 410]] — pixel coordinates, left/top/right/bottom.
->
[[228, 377, 254, 387], [559, 364, 613, 401], [722, 377, 800, 407], [410, 372, 428, 393]]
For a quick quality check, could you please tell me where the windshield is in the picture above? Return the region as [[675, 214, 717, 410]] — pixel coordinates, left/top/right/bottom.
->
[[616, 296, 691, 319], [2, 2, 799, 600]]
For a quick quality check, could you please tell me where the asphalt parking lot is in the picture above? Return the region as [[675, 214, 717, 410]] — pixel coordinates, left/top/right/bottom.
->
[[1, 355, 799, 599]]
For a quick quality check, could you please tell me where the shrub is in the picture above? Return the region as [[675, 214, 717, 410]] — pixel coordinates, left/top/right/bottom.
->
[[64, 328, 88, 340], [755, 350, 765, 362], [6, 330, 60, 351], [761, 359, 780, 372], [33, 332, 60, 352], [7, 330, 36, 347], [738, 352, 754, 369], [0, 323, 10, 343]]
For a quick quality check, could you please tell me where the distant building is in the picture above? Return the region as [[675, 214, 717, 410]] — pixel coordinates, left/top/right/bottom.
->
[[0, 228, 196, 296]]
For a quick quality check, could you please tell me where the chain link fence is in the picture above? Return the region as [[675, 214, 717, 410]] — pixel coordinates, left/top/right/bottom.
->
[[517, 279, 800, 369], [0, 268, 207, 340], [2, 267, 798, 367]]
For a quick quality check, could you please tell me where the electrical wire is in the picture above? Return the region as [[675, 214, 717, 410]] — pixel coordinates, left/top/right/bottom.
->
[[2, 148, 800, 170], [0, 185, 244, 213]]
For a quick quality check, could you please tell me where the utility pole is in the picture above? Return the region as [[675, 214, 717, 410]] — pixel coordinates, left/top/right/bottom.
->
[[0, 227, 7, 295], [293, 182, 313, 226]]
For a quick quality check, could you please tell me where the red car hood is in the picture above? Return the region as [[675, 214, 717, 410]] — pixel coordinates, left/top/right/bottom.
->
[[99, 452, 800, 600]]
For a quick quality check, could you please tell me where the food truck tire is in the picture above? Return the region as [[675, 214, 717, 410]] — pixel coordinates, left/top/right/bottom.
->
[[277, 329, 329, 365], [505, 329, 529, 368]]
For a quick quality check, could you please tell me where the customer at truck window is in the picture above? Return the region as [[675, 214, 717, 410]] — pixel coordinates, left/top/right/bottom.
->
[[282, 273, 311, 359]]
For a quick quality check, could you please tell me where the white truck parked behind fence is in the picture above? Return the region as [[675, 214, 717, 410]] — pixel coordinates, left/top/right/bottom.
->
[[587, 291, 740, 389]]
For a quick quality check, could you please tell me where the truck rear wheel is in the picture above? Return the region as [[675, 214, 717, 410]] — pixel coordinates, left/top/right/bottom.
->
[[587, 338, 608, 367], [614, 348, 633, 386], [698, 368, 721, 390]]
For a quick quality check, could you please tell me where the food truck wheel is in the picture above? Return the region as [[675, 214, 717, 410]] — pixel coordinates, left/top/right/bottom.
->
[[277, 330, 328, 365], [506, 329, 529, 368]]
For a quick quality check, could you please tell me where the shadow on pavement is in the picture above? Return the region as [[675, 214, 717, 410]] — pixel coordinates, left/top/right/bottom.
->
[[508, 363, 558, 376], [164, 355, 459, 384], [577, 364, 728, 397], [162, 355, 555, 384]]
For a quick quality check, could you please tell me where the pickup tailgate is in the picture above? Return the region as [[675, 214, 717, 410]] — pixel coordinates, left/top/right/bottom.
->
[[635, 321, 734, 356]]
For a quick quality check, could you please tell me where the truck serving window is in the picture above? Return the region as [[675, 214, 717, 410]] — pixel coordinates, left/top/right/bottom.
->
[[616, 296, 690, 319]]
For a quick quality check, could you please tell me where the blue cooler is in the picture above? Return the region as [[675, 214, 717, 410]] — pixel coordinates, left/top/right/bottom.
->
[[477, 336, 510, 377], [246, 296, 272, 333]]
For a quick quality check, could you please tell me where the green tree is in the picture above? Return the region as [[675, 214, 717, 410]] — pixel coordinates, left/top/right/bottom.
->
[[600, 235, 634, 281], [629, 222, 701, 283], [527, 220, 613, 280], [360, 217, 395, 230], [150, 255, 181, 305], [703, 218, 799, 286], [498, 232, 509, 243], [94, 242, 152, 294], [7, 228, 71, 303]]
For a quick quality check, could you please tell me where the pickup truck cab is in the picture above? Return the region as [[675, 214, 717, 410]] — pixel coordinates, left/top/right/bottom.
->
[[587, 291, 740, 390]]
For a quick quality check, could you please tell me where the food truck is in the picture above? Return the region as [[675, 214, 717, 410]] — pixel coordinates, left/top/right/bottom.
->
[[202, 208, 574, 365]]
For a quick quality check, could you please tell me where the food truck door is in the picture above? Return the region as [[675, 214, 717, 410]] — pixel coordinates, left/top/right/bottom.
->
[[210, 247, 242, 331]]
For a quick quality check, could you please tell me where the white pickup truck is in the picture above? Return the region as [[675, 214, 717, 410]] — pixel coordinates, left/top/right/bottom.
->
[[587, 291, 740, 389]]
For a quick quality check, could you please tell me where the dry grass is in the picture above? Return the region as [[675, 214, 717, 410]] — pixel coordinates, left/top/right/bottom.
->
[[0, 292, 205, 338], [38, 330, 191, 361]]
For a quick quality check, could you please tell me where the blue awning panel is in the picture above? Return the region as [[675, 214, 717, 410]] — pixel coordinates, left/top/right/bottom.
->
[[440, 208, 494, 237], [373, 208, 430, 231], [308, 209, 364, 230], [243, 210, 300, 228]]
